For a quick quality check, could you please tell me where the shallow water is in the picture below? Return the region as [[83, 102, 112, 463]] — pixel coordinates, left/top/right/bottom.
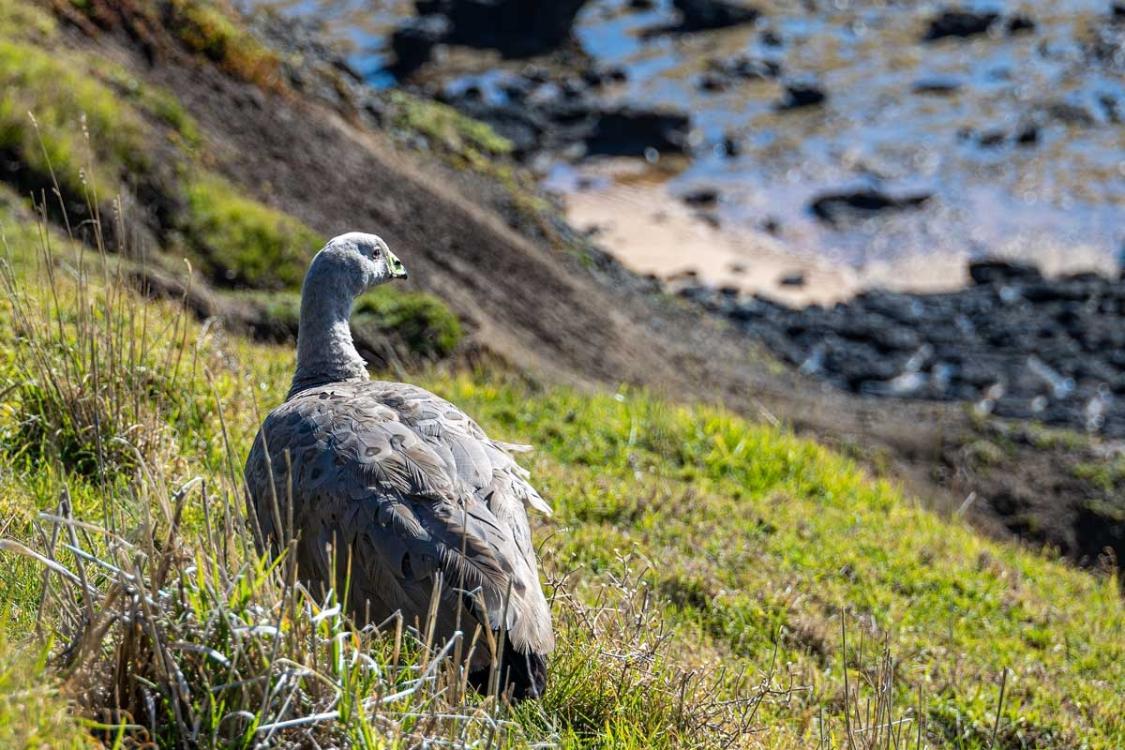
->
[[566, 0, 1124, 277], [254, 0, 1125, 283]]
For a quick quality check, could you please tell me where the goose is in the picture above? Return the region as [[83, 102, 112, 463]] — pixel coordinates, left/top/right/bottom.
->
[[244, 232, 554, 700]]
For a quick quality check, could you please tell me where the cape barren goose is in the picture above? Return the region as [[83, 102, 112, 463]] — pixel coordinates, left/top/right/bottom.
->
[[244, 233, 554, 700]]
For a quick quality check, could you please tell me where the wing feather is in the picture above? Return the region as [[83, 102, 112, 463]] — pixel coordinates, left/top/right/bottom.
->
[[244, 380, 554, 656]]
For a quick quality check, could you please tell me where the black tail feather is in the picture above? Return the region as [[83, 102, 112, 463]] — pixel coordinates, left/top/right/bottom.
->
[[469, 637, 548, 702]]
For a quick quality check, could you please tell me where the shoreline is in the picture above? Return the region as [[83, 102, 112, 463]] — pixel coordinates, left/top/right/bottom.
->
[[558, 160, 1121, 309]]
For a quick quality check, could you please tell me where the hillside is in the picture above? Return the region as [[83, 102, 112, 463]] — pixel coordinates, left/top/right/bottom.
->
[[0, 1, 1121, 747]]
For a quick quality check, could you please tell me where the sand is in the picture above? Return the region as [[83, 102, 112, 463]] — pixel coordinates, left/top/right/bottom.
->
[[560, 162, 1116, 309]]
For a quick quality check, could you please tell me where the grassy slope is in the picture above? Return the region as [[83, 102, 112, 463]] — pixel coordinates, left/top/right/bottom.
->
[[0, 186, 1121, 748], [0, 2, 1121, 748]]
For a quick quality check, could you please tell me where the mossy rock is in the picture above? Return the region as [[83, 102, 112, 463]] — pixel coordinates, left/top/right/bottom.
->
[[353, 287, 463, 362], [184, 174, 322, 290]]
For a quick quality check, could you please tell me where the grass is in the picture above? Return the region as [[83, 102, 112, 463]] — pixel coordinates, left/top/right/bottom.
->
[[0, 193, 1121, 749], [0, 2, 1121, 746], [0, 37, 146, 200], [389, 90, 515, 168], [166, 0, 282, 90], [355, 287, 464, 360], [184, 172, 324, 289]]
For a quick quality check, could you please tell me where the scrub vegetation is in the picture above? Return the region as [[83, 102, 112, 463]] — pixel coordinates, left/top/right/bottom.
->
[[0, 189, 1121, 749], [0, 1, 1120, 748]]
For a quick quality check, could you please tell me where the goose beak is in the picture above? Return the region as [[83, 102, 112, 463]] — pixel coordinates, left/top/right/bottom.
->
[[388, 250, 408, 280]]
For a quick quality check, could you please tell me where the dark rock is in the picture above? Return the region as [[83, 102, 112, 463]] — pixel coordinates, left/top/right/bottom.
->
[[708, 55, 781, 80], [912, 78, 961, 95], [697, 72, 729, 92], [1006, 15, 1036, 34], [1114, 3, 1125, 20], [978, 130, 1006, 148], [673, 0, 760, 31], [809, 189, 931, 225], [761, 217, 781, 235], [779, 271, 806, 287], [924, 10, 1000, 41], [682, 188, 720, 207], [778, 82, 827, 110], [585, 106, 693, 157], [1041, 101, 1096, 127], [390, 14, 451, 76], [760, 28, 783, 46], [628, 0, 657, 9], [721, 133, 741, 157], [968, 259, 1043, 286], [400, 0, 591, 60], [1015, 123, 1040, 146]]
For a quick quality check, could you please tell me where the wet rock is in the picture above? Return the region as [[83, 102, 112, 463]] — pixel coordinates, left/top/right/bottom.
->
[[672, 0, 761, 32], [809, 189, 931, 226], [678, 258, 1125, 436], [399, 0, 591, 61], [721, 132, 741, 157], [978, 130, 1007, 148], [912, 78, 961, 95], [1040, 101, 1097, 127], [1006, 15, 1036, 34], [777, 82, 827, 110], [681, 188, 720, 207], [968, 259, 1043, 285], [923, 10, 1000, 41], [1015, 123, 1040, 146], [390, 15, 452, 76], [585, 105, 693, 157], [760, 28, 783, 47], [708, 55, 781, 81]]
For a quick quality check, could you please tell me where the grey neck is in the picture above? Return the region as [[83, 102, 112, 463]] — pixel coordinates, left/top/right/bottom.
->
[[288, 285, 368, 399]]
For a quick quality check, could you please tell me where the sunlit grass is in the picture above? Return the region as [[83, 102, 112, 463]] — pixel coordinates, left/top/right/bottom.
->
[[0, 195, 1120, 748]]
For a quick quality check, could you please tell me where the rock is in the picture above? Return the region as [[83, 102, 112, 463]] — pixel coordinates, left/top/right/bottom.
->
[[777, 82, 827, 110], [779, 271, 806, 287], [697, 71, 729, 93], [1040, 101, 1096, 127], [978, 130, 1006, 148], [809, 189, 931, 225], [708, 55, 781, 80], [400, 0, 591, 60], [672, 0, 761, 32], [1015, 123, 1040, 146], [912, 78, 961, 95], [968, 259, 1043, 286], [585, 106, 693, 157], [682, 188, 720, 207], [628, 0, 656, 9], [1114, 2, 1125, 20], [923, 10, 999, 41], [1006, 14, 1036, 34], [390, 15, 451, 76], [721, 132, 741, 157], [760, 28, 783, 46]]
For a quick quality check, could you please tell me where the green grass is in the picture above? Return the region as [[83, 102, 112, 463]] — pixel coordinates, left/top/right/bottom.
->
[[0, 2, 1121, 747], [355, 287, 464, 359], [0, 37, 146, 200], [184, 172, 324, 289], [167, 0, 282, 89], [0, 196, 1121, 749], [389, 90, 515, 166]]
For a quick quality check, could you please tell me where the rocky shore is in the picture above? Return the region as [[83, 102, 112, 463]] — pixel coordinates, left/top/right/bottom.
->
[[675, 261, 1125, 437]]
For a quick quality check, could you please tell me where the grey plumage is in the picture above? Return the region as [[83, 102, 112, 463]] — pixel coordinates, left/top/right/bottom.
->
[[244, 233, 553, 698]]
